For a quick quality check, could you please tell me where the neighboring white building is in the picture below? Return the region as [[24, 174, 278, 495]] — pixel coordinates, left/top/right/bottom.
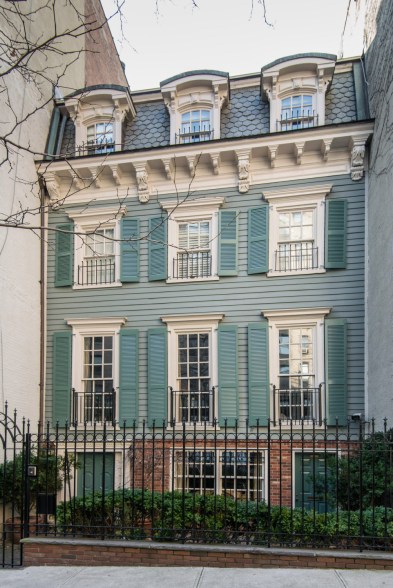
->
[[0, 0, 127, 422]]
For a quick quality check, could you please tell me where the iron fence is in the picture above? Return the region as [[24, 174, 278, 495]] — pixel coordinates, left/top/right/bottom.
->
[[2, 405, 393, 567]]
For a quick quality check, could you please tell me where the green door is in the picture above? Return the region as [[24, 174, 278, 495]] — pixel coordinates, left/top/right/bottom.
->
[[295, 453, 331, 513], [77, 453, 114, 496]]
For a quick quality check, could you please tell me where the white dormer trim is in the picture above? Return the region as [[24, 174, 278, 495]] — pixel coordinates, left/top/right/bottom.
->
[[161, 73, 229, 144], [65, 88, 135, 152], [262, 57, 335, 133]]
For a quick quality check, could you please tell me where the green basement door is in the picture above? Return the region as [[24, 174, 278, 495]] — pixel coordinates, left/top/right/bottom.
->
[[77, 453, 114, 496], [294, 453, 331, 513]]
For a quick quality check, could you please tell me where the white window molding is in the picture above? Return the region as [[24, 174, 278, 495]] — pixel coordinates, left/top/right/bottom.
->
[[262, 184, 332, 277], [160, 72, 229, 144], [261, 57, 335, 133], [160, 197, 224, 283], [161, 313, 224, 428], [65, 88, 135, 153], [66, 317, 127, 411], [262, 307, 331, 425], [67, 206, 127, 289]]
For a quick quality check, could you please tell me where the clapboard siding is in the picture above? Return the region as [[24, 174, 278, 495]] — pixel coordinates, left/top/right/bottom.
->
[[46, 174, 365, 425]]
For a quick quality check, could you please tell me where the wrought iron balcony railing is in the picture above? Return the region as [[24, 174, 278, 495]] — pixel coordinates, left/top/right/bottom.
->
[[272, 384, 324, 426], [175, 127, 214, 144], [275, 242, 318, 272], [78, 258, 115, 286], [173, 251, 212, 279], [72, 388, 116, 426], [276, 111, 318, 131], [169, 387, 216, 426]]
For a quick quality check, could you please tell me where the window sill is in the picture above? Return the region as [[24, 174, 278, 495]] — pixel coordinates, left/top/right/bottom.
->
[[166, 275, 220, 284], [72, 281, 122, 290], [267, 268, 326, 278]]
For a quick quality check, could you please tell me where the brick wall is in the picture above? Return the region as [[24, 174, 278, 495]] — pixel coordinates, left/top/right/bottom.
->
[[22, 539, 393, 570]]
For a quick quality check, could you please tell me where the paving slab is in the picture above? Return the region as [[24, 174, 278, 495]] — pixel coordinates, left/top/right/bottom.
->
[[1, 566, 393, 588]]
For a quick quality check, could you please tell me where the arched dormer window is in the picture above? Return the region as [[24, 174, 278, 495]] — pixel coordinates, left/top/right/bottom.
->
[[160, 70, 229, 145], [87, 121, 115, 154], [261, 54, 335, 133]]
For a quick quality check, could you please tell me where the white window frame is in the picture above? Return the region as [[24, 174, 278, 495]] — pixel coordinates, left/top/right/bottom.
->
[[67, 206, 127, 289], [160, 197, 224, 283], [179, 108, 213, 144], [66, 317, 127, 426], [263, 184, 332, 277], [278, 92, 316, 132], [262, 308, 331, 426], [161, 313, 224, 428], [86, 120, 115, 154], [172, 448, 266, 501]]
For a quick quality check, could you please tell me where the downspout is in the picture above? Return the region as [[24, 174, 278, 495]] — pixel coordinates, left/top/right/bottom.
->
[[38, 176, 48, 434]]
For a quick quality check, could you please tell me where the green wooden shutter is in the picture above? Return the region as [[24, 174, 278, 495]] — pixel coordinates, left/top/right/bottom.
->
[[147, 328, 167, 426], [325, 199, 347, 269], [120, 218, 139, 282], [55, 223, 73, 286], [119, 329, 139, 424], [248, 205, 269, 274], [219, 210, 238, 276], [148, 217, 167, 281], [53, 331, 72, 424], [248, 321, 270, 426], [218, 325, 238, 426], [325, 318, 347, 426]]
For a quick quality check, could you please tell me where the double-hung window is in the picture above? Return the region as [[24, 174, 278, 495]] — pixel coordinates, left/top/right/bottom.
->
[[277, 209, 317, 272], [174, 450, 265, 500], [81, 335, 114, 424], [86, 121, 114, 154], [179, 109, 212, 143], [81, 228, 115, 286], [279, 95, 315, 131], [177, 221, 211, 279], [264, 308, 331, 426], [175, 332, 212, 424], [160, 197, 224, 283]]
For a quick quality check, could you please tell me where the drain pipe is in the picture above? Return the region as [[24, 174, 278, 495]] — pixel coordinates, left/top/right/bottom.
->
[[38, 176, 48, 435]]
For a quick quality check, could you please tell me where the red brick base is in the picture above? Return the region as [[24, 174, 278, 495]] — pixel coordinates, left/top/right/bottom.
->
[[21, 538, 393, 570]]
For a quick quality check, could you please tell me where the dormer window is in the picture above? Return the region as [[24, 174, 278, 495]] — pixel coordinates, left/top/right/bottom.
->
[[64, 86, 135, 156], [87, 122, 115, 154], [279, 95, 316, 131], [178, 109, 212, 144], [261, 54, 335, 133], [160, 70, 229, 145]]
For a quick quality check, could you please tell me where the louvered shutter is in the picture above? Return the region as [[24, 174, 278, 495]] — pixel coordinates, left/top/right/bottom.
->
[[248, 322, 270, 426], [248, 205, 269, 274], [218, 210, 238, 276], [53, 331, 72, 424], [55, 223, 74, 286], [119, 329, 139, 424], [325, 199, 347, 269], [218, 325, 238, 426], [120, 218, 139, 282], [325, 318, 347, 425], [147, 328, 168, 426], [148, 217, 167, 281]]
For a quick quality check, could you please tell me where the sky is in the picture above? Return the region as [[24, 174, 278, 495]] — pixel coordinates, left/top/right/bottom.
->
[[101, 0, 354, 91]]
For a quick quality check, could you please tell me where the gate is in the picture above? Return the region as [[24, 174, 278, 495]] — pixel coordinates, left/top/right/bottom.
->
[[0, 405, 25, 568]]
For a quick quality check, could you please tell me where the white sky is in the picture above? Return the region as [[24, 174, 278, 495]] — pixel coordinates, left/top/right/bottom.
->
[[102, 0, 354, 91]]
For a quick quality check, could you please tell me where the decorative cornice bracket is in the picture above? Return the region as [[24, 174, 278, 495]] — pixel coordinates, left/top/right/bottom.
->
[[134, 162, 150, 203], [267, 145, 278, 168], [295, 142, 304, 165], [210, 152, 221, 175], [350, 136, 367, 181], [236, 150, 251, 193]]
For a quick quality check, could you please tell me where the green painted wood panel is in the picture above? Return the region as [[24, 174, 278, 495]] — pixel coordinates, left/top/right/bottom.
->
[[52, 331, 72, 425], [248, 321, 269, 426], [248, 205, 269, 274], [325, 318, 347, 425], [325, 199, 347, 269], [119, 329, 139, 424], [218, 325, 238, 426], [121, 218, 139, 282], [147, 328, 167, 426], [77, 453, 114, 496], [219, 210, 238, 276], [149, 217, 167, 281], [55, 223, 73, 287]]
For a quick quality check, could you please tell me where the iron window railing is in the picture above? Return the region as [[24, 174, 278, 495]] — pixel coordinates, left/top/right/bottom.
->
[[276, 111, 318, 131], [77, 258, 115, 286], [275, 242, 318, 272], [175, 127, 214, 144], [72, 388, 116, 425], [272, 384, 324, 426], [173, 251, 212, 279], [169, 387, 216, 425]]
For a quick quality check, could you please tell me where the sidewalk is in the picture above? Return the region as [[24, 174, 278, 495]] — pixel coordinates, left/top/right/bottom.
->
[[1, 566, 393, 587]]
